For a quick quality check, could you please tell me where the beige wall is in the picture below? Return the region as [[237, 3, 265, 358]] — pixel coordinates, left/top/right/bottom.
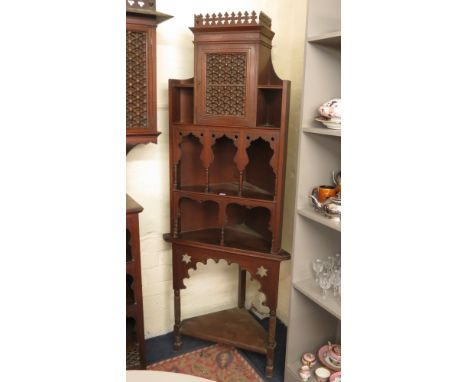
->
[[126, 0, 307, 338]]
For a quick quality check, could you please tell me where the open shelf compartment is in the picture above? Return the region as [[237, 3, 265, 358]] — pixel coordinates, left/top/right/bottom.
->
[[178, 197, 221, 245], [176, 196, 273, 253], [177, 133, 206, 192], [208, 134, 240, 196], [256, 88, 283, 128], [224, 203, 272, 253], [170, 80, 194, 125], [176, 131, 277, 201], [244, 136, 276, 200], [181, 308, 268, 354]]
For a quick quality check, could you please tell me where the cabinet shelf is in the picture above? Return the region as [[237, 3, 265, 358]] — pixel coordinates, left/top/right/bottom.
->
[[173, 83, 194, 88], [179, 223, 271, 253], [181, 308, 268, 354], [307, 31, 341, 47], [285, 361, 302, 382], [258, 84, 283, 89], [294, 278, 341, 319], [179, 181, 274, 201], [297, 207, 341, 232], [303, 126, 341, 137], [286, 360, 332, 382]]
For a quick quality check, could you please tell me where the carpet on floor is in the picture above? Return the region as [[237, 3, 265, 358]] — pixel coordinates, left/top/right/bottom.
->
[[147, 343, 265, 382]]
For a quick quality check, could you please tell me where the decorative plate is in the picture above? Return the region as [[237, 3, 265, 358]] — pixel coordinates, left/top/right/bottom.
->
[[317, 344, 341, 372], [315, 117, 341, 130], [330, 371, 341, 382]]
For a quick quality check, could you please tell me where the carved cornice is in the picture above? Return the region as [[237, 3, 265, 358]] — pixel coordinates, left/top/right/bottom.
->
[[126, 0, 173, 23], [194, 11, 272, 29], [126, 0, 155, 12]]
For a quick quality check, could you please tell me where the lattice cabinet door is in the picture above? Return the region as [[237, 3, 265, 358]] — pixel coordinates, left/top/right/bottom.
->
[[194, 46, 257, 127], [126, 20, 157, 146]]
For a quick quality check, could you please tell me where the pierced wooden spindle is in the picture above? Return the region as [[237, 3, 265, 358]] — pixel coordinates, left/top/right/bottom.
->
[[173, 164, 178, 190], [205, 168, 210, 192], [239, 171, 244, 197], [173, 210, 181, 238]]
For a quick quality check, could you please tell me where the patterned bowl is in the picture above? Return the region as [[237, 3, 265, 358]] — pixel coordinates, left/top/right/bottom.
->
[[318, 98, 341, 122]]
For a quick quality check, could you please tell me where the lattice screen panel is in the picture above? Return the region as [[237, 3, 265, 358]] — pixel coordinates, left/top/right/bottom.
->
[[126, 30, 148, 129], [205, 53, 246, 116]]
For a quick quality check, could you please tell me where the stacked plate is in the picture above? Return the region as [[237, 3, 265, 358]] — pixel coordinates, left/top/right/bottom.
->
[[317, 343, 341, 371]]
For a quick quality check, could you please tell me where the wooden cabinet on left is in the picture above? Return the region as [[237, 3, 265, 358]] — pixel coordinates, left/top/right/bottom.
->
[[126, 194, 145, 369], [126, 1, 172, 152]]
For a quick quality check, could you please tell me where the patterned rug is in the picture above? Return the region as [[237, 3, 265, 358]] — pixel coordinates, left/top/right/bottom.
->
[[147, 344, 265, 382]]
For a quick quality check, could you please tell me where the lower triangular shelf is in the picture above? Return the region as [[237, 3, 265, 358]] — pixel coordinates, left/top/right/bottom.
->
[[180, 308, 268, 354]]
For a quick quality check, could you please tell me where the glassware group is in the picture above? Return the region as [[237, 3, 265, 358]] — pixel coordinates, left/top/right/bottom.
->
[[313, 254, 341, 299]]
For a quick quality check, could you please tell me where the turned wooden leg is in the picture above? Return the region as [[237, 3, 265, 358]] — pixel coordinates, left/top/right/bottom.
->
[[238, 268, 246, 308], [173, 289, 182, 350], [265, 310, 277, 378]]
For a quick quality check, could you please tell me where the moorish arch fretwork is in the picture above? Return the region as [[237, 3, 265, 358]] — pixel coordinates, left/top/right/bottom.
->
[[172, 244, 281, 312]]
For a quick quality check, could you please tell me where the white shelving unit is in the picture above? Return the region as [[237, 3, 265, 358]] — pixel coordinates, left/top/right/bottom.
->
[[297, 207, 341, 232], [294, 278, 341, 319], [284, 1, 341, 381], [303, 126, 341, 137]]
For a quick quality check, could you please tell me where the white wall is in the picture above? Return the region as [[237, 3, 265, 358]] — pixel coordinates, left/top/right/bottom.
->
[[126, 0, 307, 338]]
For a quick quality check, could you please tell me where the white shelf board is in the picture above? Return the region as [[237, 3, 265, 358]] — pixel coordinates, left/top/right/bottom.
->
[[287, 360, 325, 382], [297, 207, 341, 232], [286, 361, 303, 382], [307, 31, 341, 47], [294, 278, 341, 319], [303, 126, 341, 137]]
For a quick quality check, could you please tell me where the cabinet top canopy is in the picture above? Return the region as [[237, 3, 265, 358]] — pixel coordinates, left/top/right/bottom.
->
[[126, 0, 172, 23], [126, 0, 155, 12], [194, 11, 272, 30]]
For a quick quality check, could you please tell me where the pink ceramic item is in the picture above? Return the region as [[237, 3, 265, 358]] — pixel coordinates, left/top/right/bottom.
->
[[298, 365, 311, 381], [301, 352, 317, 367], [314, 367, 331, 382], [329, 344, 341, 364], [330, 371, 341, 382], [318, 98, 341, 122], [317, 344, 341, 372]]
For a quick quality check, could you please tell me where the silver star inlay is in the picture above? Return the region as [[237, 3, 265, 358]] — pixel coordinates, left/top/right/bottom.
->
[[182, 254, 191, 264], [256, 266, 268, 278]]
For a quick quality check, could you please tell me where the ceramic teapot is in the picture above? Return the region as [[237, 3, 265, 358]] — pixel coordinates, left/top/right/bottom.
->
[[309, 189, 341, 220]]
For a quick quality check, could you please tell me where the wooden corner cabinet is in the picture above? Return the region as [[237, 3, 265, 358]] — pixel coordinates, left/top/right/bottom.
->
[[126, 0, 172, 152], [164, 11, 291, 378], [126, 194, 146, 369], [284, 1, 341, 381]]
